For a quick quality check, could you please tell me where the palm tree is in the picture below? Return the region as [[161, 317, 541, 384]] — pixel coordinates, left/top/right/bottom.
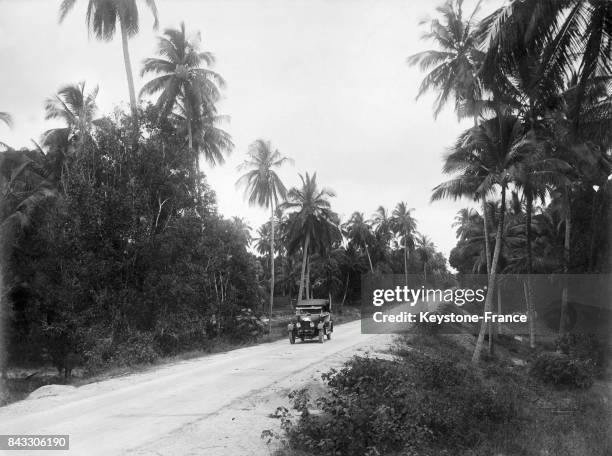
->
[[344, 212, 375, 273], [170, 109, 233, 168], [408, 0, 491, 275], [415, 233, 436, 284], [432, 115, 525, 364], [372, 206, 392, 244], [390, 202, 417, 285], [236, 139, 290, 327], [140, 22, 226, 169], [453, 207, 479, 241], [407, 0, 484, 119], [548, 74, 612, 333], [283, 172, 338, 302], [0, 112, 12, 150], [480, 0, 612, 104], [0, 149, 57, 232], [43, 82, 100, 148], [59, 0, 159, 118], [0, 112, 11, 128], [42, 82, 102, 186]]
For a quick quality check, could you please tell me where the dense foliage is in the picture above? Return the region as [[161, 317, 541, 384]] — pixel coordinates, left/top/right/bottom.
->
[[2, 107, 261, 375], [277, 340, 516, 455]]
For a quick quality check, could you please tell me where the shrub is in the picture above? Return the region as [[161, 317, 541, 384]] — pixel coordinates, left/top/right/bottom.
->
[[110, 332, 160, 366], [281, 350, 516, 455], [531, 351, 594, 389], [555, 333, 606, 370]]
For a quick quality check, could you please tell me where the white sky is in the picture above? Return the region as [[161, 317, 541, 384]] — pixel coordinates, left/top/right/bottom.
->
[[0, 0, 502, 257]]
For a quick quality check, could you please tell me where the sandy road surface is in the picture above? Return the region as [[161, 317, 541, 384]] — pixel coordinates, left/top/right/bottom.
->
[[0, 320, 394, 455]]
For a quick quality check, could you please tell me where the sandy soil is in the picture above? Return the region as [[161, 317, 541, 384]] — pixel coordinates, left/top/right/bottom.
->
[[0, 320, 394, 455]]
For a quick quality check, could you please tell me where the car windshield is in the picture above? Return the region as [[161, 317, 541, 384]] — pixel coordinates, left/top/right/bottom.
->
[[296, 307, 322, 315]]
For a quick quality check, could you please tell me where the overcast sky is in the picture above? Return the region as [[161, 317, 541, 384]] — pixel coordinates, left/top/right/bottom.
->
[[0, 0, 502, 257]]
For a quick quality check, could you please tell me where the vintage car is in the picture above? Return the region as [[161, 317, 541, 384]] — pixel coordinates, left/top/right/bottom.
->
[[288, 299, 333, 344]]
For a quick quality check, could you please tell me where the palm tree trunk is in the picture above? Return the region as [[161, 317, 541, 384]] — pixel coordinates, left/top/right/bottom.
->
[[472, 186, 506, 364], [423, 260, 427, 285], [306, 255, 311, 299], [404, 232, 409, 286], [120, 20, 138, 120], [365, 244, 374, 273], [298, 233, 310, 302], [482, 198, 492, 275], [483, 197, 494, 355], [341, 272, 349, 311], [269, 203, 275, 332], [559, 200, 571, 334], [525, 191, 535, 348]]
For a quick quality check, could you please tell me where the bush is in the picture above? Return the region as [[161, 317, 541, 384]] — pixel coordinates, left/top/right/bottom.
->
[[531, 351, 594, 389], [110, 332, 160, 367], [555, 333, 606, 370], [281, 350, 516, 455]]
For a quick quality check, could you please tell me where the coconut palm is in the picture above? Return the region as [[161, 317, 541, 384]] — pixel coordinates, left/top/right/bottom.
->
[[390, 202, 417, 285], [140, 22, 226, 169], [371, 206, 392, 244], [0, 112, 11, 129], [0, 112, 12, 150], [409, 0, 492, 274], [0, 149, 56, 231], [236, 139, 290, 327], [480, 0, 612, 102], [282, 172, 338, 302], [170, 107, 233, 168], [415, 233, 436, 284], [452, 207, 479, 241], [549, 74, 612, 333], [59, 0, 159, 117], [344, 212, 375, 273], [432, 114, 527, 363], [43, 82, 100, 148], [42, 82, 102, 185], [407, 0, 484, 119]]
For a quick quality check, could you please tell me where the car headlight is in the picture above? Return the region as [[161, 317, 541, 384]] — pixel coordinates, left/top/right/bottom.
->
[[296, 322, 301, 328], [309, 321, 314, 327]]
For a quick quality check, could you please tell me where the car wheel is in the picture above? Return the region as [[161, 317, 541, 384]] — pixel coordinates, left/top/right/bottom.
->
[[289, 333, 295, 344]]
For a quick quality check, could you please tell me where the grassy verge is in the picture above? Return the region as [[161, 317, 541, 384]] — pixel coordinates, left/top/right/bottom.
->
[[0, 305, 361, 407], [268, 331, 611, 456]]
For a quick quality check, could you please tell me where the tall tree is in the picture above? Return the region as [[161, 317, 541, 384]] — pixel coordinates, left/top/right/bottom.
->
[[283, 172, 338, 302], [480, 0, 612, 105], [407, 0, 484, 119], [408, 0, 491, 276], [42, 82, 102, 186], [43, 82, 100, 148], [59, 0, 159, 118], [344, 212, 375, 273], [140, 22, 226, 170], [415, 233, 436, 284], [390, 202, 417, 285], [236, 140, 290, 327], [432, 115, 524, 363]]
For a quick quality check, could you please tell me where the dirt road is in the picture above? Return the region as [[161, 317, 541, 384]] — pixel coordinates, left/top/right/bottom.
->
[[0, 320, 394, 455]]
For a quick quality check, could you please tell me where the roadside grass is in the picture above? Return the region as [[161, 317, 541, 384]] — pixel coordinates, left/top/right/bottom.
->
[[268, 331, 612, 456], [0, 305, 362, 407]]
